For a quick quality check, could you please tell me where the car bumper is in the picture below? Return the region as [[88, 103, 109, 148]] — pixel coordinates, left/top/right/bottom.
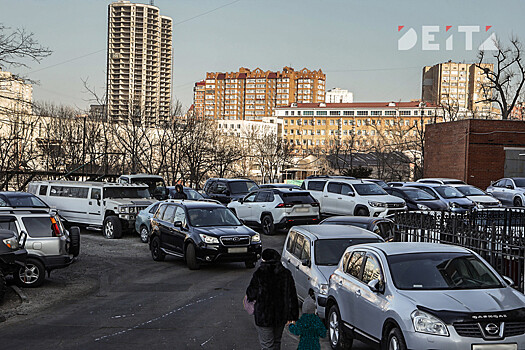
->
[[317, 295, 328, 319], [275, 215, 320, 228], [404, 328, 525, 350], [39, 254, 74, 270], [195, 243, 262, 263], [372, 207, 407, 217]]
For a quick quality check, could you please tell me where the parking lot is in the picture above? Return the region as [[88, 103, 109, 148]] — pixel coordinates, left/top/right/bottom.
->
[[0, 229, 370, 349]]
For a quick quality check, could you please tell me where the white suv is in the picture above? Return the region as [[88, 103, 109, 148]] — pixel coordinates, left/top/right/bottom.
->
[[301, 177, 406, 217], [227, 188, 320, 235]]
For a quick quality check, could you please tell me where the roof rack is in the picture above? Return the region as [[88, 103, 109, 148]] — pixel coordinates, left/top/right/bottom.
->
[[0, 207, 51, 214], [306, 175, 356, 180]]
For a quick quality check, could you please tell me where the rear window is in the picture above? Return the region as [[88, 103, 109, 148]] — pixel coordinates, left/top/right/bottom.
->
[[22, 217, 55, 237], [307, 181, 326, 191], [2, 194, 48, 208], [0, 218, 19, 234], [315, 239, 382, 266], [229, 181, 258, 195], [280, 192, 316, 204]]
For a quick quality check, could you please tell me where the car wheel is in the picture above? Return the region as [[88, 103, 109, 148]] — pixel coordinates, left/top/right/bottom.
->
[[355, 208, 369, 216], [0, 271, 6, 302], [328, 304, 352, 350], [185, 243, 200, 270], [15, 258, 46, 288], [261, 215, 275, 235], [514, 197, 523, 207], [386, 327, 407, 350], [245, 260, 256, 269], [103, 216, 122, 239], [68, 226, 81, 257], [139, 225, 149, 243], [150, 236, 165, 261]]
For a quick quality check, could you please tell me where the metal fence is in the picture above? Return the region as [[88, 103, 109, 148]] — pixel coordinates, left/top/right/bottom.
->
[[393, 208, 525, 292]]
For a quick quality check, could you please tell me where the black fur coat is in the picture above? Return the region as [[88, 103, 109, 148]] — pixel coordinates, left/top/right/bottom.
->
[[246, 259, 299, 327]]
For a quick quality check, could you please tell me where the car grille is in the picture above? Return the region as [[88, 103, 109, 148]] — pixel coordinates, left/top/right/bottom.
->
[[504, 321, 525, 337], [454, 323, 482, 338], [387, 203, 404, 208], [220, 235, 250, 246]]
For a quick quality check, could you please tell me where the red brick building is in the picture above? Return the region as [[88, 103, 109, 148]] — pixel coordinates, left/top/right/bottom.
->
[[424, 119, 525, 189]]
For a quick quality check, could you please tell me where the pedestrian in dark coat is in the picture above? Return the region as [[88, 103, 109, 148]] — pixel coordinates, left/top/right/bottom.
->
[[288, 296, 326, 350], [246, 248, 299, 350], [171, 184, 187, 200]]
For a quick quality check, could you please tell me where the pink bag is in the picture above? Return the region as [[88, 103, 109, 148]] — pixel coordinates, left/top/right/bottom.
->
[[243, 295, 255, 315]]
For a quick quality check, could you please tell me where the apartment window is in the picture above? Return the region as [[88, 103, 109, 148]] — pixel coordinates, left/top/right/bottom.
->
[[357, 111, 368, 116], [285, 111, 288, 116], [321, 130, 326, 135], [385, 111, 396, 116], [343, 111, 354, 116], [330, 111, 340, 116], [371, 111, 382, 116], [303, 111, 314, 116], [290, 120, 294, 125], [357, 120, 361, 126], [317, 120, 321, 125], [343, 120, 348, 125], [322, 120, 326, 125], [330, 120, 334, 125], [316, 111, 327, 116], [400, 111, 411, 116]]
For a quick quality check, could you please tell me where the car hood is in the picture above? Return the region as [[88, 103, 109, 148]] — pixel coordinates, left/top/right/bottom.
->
[[194, 225, 255, 237], [316, 265, 338, 283], [410, 199, 448, 209], [106, 198, 155, 206], [365, 195, 405, 205], [398, 287, 525, 315], [467, 195, 500, 204]]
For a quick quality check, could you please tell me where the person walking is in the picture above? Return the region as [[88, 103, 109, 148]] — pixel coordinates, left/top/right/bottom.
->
[[171, 184, 187, 199], [288, 296, 326, 350], [246, 248, 299, 350]]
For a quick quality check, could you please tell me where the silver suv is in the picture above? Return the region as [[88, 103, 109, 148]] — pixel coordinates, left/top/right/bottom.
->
[[281, 225, 384, 319], [0, 208, 79, 287], [326, 242, 525, 350], [487, 178, 525, 207]]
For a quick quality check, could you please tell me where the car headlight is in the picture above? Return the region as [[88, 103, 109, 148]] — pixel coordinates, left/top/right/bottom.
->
[[251, 233, 261, 243], [128, 207, 136, 213], [417, 204, 430, 210], [411, 310, 449, 336], [2, 236, 19, 250], [119, 206, 128, 213], [319, 283, 329, 295], [476, 203, 484, 209], [199, 234, 219, 244], [449, 202, 459, 209], [368, 201, 386, 208]]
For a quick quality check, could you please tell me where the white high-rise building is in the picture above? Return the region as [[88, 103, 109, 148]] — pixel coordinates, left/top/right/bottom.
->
[[325, 88, 353, 104], [106, 0, 172, 124]]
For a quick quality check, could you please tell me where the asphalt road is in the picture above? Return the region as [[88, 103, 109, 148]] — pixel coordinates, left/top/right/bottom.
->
[[0, 230, 372, 350]]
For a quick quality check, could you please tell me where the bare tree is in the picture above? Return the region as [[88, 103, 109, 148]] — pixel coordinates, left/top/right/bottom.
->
[[253, 134, 294, 183], [0, 24, 52, 69]]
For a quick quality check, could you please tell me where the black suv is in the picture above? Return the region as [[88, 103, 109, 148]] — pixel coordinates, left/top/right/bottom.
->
[[149, 200, 262, 270], [203, 178, 259, 204], [0, 229, 27, 301]]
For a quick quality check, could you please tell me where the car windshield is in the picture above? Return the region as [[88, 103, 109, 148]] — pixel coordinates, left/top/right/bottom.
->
[[188, 207, 242, 227], [133, 179, 166, 197], [388, 252, 502, 290], [403, 188, 437, 200], [229, 181, 258, 194], [513, 178, 525, 188], [185, 188, 204, 200], [434, 186, 466, 199], [353, 183, 387, 196], [104, 187, 150, 199], [315, 238, 383, 266], [455, 186, 485, 196], [367, 180, 388, 188], [1, 194, 48, 208]]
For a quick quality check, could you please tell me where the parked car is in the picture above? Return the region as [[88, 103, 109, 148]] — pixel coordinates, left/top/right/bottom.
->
[[0, 208, 79, 287], [486, 177, 525, 207], [0, 190, 49, 208], [167, 186, 205, 200], [228, 188, 320, 235], [450, 184, 502, 208], [135, 202, 162, 243], [385, 186, 448, 211], [319, 216, 395, 241], [403, 183, 476, 213], [326, 242, 525, 350], [118, 174, 168, 200], [281, 225, 384, 319], [301, 177, 406, 217], [29, 180, 156, 239], [259, 183, 302, 190], [149, 200, 262, 269], [0, 229, 27, 301], [417, 178, 466, 185], [203, 178, 259, 204], [387, 181, 405, 187], [362, 179, 389, 189]]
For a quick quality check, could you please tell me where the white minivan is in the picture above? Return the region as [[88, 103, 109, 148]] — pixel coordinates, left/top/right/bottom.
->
[[28, 181, 156, 239], [301, 177, 406, 217]]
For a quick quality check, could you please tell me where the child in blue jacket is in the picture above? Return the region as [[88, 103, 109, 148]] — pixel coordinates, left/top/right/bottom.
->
[[288, 296, 326, 350]]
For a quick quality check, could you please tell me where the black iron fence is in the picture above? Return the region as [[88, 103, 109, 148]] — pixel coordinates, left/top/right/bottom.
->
[[393, 208, 525, 292]]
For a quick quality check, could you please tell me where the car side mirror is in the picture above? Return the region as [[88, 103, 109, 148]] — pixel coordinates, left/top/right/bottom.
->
[[506, 185, 514, 189], [239, 199, 244, 204], [301, 259, 310, 267], [367, 279, 383, 293], [502, 276, 515, 287], [174, 221, 183, 227]]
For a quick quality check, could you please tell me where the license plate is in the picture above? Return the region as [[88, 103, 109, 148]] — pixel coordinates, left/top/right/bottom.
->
[[472, 344, 517, 350], [295, 207, 309, 213], [228, 247, 248, 253]]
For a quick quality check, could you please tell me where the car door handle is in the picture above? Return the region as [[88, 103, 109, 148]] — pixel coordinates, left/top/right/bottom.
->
[[88, 201, 92, 205], [337, 197, 342, 200], [323, 195, 328, 197], [287, 258, 291, 263], [261, 205, 266, 208], [295, 264, 300, 270], [355, 289, 361, 297], [337, 280, 343, 286]]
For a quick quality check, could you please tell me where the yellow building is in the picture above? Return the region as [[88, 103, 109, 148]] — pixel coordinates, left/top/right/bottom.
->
[[0, 69, 32, 116]]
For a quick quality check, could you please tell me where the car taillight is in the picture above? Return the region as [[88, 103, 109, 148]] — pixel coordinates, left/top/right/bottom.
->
[[50, 217, 61, 237], [310, 202, 320, 207], [276, 203, 294, 208]]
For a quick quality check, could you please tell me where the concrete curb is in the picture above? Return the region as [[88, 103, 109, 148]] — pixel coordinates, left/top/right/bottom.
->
[[10, 286, 28, 303]]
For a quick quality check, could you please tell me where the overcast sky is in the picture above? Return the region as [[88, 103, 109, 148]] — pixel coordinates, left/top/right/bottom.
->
[[2, 0, 524, 111]]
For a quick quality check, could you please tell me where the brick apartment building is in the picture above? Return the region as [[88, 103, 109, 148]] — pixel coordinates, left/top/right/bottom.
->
[[424, 119, 525, 189]]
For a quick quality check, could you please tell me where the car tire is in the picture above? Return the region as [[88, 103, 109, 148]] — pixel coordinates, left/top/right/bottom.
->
[[245, 260, 256, 269], [328, 304, 352, 350], [139, 225, 149, 243], [185, 243, 200, 270], [68, 226, 81, 257], [386, 327, 407, 350], [103, 216, 122, 239], [0, 271, 6, 302], [150, 236, 165, 261], [14, 258, 46, 288], [261, 215, 275, 235], [355, 208, 369, 217], [514, 197, 523, 207]]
